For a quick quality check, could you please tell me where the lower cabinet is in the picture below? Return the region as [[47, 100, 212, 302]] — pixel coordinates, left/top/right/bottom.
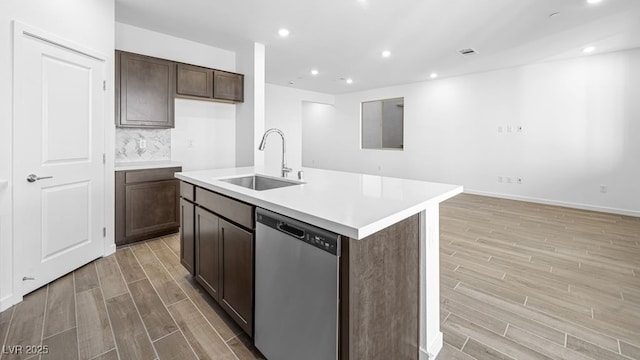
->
[[179, 198, 195, 275], [219, 218, 253, 335], [195, 207, 221, 300], [115, 167, 181, 245], [181, 182, 254, 336]]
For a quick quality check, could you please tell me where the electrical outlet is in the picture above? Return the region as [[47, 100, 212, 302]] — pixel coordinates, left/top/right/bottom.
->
[[498, 126, 503, 133], [516, 177, 523, 184], [507, 125, 513, 133], [139, 139, 146, 149], [517, 125, 523, 132], [506, 177, 512, 184], [600, 184, 608, 193], [497, 176, 503, 183], [187, 139, 195, 148]]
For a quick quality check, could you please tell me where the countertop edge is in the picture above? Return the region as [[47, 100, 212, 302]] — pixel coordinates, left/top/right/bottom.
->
[[356, 185, 464, 239], [176, 172, 463, 240], [115, 161, 183, 171]]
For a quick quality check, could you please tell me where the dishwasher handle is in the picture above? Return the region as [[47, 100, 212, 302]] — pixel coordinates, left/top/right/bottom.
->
[[277, 222, 305, 239], [256, 208, 341, 256]]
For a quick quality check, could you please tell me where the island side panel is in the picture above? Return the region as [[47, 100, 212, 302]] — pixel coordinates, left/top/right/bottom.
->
[[341, 214, 420, 360]]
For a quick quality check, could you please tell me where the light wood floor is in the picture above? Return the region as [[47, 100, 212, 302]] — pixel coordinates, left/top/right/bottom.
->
[[438, 194, 640, 360], [0, 235, 262, 360], [0, 193, 638, 360]]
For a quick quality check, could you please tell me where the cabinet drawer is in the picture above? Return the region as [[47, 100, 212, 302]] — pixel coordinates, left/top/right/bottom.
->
[[125, 167, 181, 184], [180, 182, 195, 201], [196, 188, 254, 230]]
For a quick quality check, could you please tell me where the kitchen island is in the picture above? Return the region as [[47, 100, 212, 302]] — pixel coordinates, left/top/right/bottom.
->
[[176, 167, 462, 360]]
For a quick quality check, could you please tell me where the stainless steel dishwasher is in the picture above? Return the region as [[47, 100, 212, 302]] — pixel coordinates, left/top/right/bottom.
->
[[255, 208, 340, 360]]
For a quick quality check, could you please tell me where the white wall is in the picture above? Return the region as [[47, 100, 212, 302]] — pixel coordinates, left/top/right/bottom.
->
[[299, 49, 640, 216], [172, 99, 236, 170], [0, 0, 115, 310], [264, 84, 335, 177], [115, 22, 235, 71], [235, 42, 266, 167], [115, 22, 237, 171]]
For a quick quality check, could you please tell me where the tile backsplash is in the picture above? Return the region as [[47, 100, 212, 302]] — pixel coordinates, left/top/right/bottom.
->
[[115, 128, 171, 162]]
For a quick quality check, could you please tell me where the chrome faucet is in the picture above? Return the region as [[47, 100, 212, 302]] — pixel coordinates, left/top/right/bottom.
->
[[258, 128, 292, 178]]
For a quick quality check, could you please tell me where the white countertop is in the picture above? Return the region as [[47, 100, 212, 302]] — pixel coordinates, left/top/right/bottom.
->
[[115, 161, 183, 171], [176, 167, 462, 239]]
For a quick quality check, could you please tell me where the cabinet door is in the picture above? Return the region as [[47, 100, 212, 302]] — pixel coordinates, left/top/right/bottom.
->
[[176, 63, 213, 98], [180, 198, 195, 275], [195, 207, 221, 301], [219, 219, 253, 335], [124, 179, 180, 241], [116, 51, 175, 128], [213, 70, 244, 102]]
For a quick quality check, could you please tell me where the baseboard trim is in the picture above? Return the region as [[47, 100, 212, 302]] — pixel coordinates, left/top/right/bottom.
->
[[104, 241, 116, 257], [0, 293, 21, 312], [420, 331, 443, 360], [464, 189, 640, 218]]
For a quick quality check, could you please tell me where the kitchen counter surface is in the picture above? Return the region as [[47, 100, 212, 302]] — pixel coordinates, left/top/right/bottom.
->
[[176, 166, 462, 239], [115, 160, 183, 171]]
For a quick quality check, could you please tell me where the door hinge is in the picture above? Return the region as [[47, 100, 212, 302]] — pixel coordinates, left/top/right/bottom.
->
[[103, 80, 106, 91], [102, 153, 106, 164], [103, 227, 106, 237]]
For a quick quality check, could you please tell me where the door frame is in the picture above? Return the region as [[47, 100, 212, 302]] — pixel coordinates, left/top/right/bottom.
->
[[9, 21, 114, 308]]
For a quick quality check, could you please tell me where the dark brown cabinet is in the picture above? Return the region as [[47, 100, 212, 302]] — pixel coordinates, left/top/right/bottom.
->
[[195, 206, 221, 299], [116, 51, 175, 128], [180, 182, 196, 275], [175, 63, 244, 103], [219, 218, 253, 334], [176, 63, 213, 99], [180, 182, 254, 336], [180, 198, 195, 275], [115, 167, 181, 245], [213, 70, 244, 102]]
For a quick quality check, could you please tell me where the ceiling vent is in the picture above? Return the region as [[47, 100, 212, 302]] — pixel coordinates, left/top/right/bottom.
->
[[458, 48, 478, 56]]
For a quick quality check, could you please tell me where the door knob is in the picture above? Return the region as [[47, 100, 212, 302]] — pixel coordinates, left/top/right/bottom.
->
[[26, 174, 53, 183]]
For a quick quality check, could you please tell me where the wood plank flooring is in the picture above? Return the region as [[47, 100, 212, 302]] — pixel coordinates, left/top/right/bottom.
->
[[0, 193, 638, 359], [0, 236, 261, 360], [439, 194, 640, 360]]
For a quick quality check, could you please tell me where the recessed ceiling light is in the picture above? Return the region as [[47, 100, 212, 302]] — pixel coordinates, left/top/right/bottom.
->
[[278, 28, 290, 37], [346, 78, 353, 84], [430, 73, 438, 79], [311, 69, 319, 76], [583, 46, 596, 53], [586, 0, 602, 4], [381, 50, 391, 58]]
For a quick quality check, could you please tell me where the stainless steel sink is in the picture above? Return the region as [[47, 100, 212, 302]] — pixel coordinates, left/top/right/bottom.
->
[[219, 174, 304, 191]]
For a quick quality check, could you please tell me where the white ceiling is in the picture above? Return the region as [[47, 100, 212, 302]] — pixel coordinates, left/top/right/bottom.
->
[[115, 0, 640, 94]]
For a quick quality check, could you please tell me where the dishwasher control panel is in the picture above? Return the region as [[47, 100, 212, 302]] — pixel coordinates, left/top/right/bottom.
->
[[256, 210, 341, 256], [308, 233, 339, 255]]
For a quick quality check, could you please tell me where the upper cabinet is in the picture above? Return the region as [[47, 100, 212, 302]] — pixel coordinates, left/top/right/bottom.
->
[[116, 51, 244, 129], [213, 70, 244, 103], [176, 63, 244, 103], [116, 51, 175, 128], [176, 63, 213, 98]]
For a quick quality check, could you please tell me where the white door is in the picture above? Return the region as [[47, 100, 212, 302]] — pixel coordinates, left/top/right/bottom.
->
[[13, 24, 106, 295]]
